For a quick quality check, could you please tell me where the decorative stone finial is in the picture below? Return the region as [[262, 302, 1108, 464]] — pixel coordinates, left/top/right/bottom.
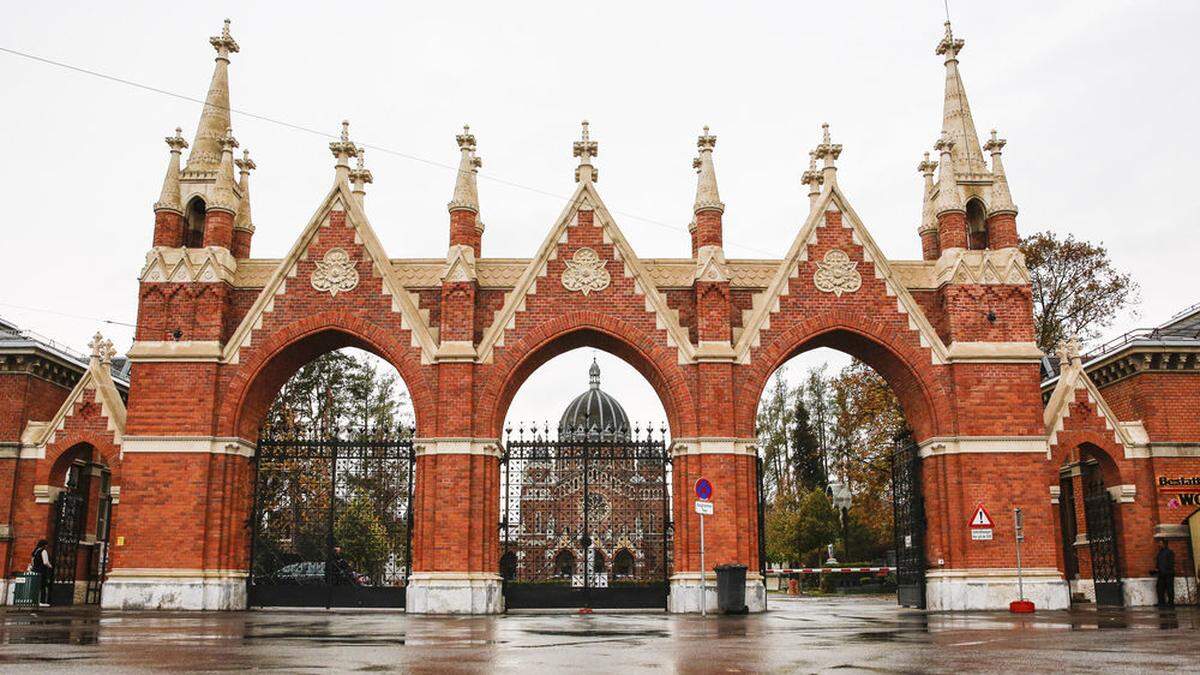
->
[[101, 339, 117, 366], [235, 148, 256, 175], [983, 129, 1006, 156], [155, 127, 189, 213], [918, 151, 938, 177], [1054, 336, 1083, 368], [210, 18, 240, 61], [935, 21, 964, 60], [573, 120, 599, 183], [693, 125, 724, 214], [234, 149, 256, 231], [813, 123, 842, 185], [209, 127, 240, 213], [801, 150, 824, 208], [350, 148, 375, 204], [448, 124, 482, 213], [88, 332, 105, 363], [166, 127, 188, 153], [329, 120, 358, 182], [933, 131, 964, 216]]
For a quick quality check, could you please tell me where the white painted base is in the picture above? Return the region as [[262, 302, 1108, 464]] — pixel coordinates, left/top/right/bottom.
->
[[1072, 577, 1198, 607], [405, 573, 503, 614], [100, 570, 247, 610], [925, 568, 1070, 611], [668, 573, 767, 613]]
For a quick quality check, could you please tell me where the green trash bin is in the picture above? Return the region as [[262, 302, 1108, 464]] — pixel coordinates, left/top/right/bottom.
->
[[12, 572, 41, 607]]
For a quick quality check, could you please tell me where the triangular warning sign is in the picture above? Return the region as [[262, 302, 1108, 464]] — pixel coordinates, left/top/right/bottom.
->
[[969, 504, 994, 529]]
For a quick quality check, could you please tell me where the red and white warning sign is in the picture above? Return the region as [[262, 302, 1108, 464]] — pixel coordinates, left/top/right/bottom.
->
[[970, 504, 994, 541], [969, 504, 994, 528]]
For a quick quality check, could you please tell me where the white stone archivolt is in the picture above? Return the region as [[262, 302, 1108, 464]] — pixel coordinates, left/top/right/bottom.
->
[[561, 246, 611, 296], [813, 249, 862, 297], [310, 247, 360, 297]]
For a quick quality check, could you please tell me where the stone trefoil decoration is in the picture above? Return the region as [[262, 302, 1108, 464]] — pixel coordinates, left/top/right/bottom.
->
[[310, 248, 360, 297], [561, 247, 611, 296], [813, 249, 862, 297]]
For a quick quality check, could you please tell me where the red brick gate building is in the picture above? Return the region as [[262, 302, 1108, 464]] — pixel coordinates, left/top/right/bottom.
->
[[2, 19, 1196, 612]]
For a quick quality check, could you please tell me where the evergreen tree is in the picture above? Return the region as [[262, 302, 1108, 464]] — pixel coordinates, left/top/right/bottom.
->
[[790, 394, 826, 491]]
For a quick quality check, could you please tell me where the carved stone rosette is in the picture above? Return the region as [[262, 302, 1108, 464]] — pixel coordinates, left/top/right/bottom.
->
[[310, 248, 360, 297], [813, 249, 862, 297], [561, 247, 611, 296]]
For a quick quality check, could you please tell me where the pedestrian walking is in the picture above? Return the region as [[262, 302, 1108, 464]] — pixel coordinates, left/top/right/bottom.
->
[[31, 539, 52, 607], [1155, 539, 1176, 608]]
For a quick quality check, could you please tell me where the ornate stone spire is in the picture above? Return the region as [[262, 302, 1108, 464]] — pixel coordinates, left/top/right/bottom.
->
[[692, 126, 724, 214], [936, 21, 987, 178], [154, 128, 188, 213], [589, 357, 601, 390], [800, 150, 823, 210], [234, 149, 255, 230], [813, 123, 842, 186], [349, 148, 374, 206], [573, 120, 598, 183], [185, 19, 239, 173], [209, 128, 240, 213], [448, 125, 481, 213], [983, 129, 1017, 215], [933, 131, 963, 216], [329, 120, 358, 183]]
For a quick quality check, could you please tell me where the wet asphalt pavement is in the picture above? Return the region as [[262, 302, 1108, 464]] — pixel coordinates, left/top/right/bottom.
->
[[0, 594, 1197, 673]]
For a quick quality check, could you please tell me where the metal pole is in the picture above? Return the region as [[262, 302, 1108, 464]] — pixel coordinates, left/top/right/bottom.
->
[[699, 511, 706, 617], [1014, 507, 1025, 602]]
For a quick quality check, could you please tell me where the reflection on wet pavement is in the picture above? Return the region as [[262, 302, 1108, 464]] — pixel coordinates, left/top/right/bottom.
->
[[0, 595, 1197, 673]]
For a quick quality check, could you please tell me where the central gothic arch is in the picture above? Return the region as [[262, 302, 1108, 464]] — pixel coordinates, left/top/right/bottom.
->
[[93, 19, 1071, 613]]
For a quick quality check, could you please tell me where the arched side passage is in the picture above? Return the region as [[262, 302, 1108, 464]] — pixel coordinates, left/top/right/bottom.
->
[[477, 312, 696, 440], [736, 316, 952, 443], [218, 311, 435, 441]]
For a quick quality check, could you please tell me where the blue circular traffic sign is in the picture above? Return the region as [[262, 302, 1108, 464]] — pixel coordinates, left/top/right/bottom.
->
[[695, 478, 713, 500]]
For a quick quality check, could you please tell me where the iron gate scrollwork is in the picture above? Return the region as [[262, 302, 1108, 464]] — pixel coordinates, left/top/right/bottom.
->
[[49, 464, 89, 607], [249, 423, 414, 608], [500, 422, 672, 609], [891, 435, 926, 609], [1081, 459, 1123, 606], [1057, 472, 1079, 582]]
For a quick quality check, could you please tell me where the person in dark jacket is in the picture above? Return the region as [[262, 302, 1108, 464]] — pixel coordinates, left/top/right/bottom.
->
[[1155, 539, 1176, 608], [31, 539, 52, 606]]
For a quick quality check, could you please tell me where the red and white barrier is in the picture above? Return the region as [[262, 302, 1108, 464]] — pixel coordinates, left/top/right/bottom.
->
[[767, 567, 891, 575]]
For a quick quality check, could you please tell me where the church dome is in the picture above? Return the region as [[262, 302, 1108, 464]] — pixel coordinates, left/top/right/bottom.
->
[[558, 359, 630, 439]]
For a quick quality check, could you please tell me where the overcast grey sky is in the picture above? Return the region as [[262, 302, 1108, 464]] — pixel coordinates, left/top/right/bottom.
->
[[1, 1, 1196, 424]]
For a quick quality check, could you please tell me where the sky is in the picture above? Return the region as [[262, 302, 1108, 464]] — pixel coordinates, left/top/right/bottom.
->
[[1, 1, 1196, 424]]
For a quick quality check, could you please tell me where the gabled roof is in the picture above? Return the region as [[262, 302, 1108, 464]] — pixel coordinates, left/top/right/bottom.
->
[[732, 185, 950, 364], [222, 179, 439, 364], [1042, 357, 1133, 451], [474, 179, 695, 364], [23, 355, 127, 450]]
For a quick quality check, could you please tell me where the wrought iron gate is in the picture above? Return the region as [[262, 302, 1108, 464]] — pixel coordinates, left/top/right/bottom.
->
[[500, 423, 672, 609], [891, 435, 926, 609], [49, 463, 89, 606], [248, 423, 414, 608], [1081, 460, 1123, 606]]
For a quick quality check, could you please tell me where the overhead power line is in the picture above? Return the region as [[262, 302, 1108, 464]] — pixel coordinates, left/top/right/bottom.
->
[[0, 45, 783, 257]]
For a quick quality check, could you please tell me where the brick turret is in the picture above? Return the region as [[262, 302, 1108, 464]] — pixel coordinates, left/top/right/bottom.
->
[[917, 152, 940, 260], [447, 125, 483, 256], [231, 149, 255, 258], [202, 128, 238, 250], [983, 130, 1019, 248], [152, 128, 188, 247]]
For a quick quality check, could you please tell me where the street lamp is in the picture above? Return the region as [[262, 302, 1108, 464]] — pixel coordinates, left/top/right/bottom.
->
[[829, 482, 853, 563]]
